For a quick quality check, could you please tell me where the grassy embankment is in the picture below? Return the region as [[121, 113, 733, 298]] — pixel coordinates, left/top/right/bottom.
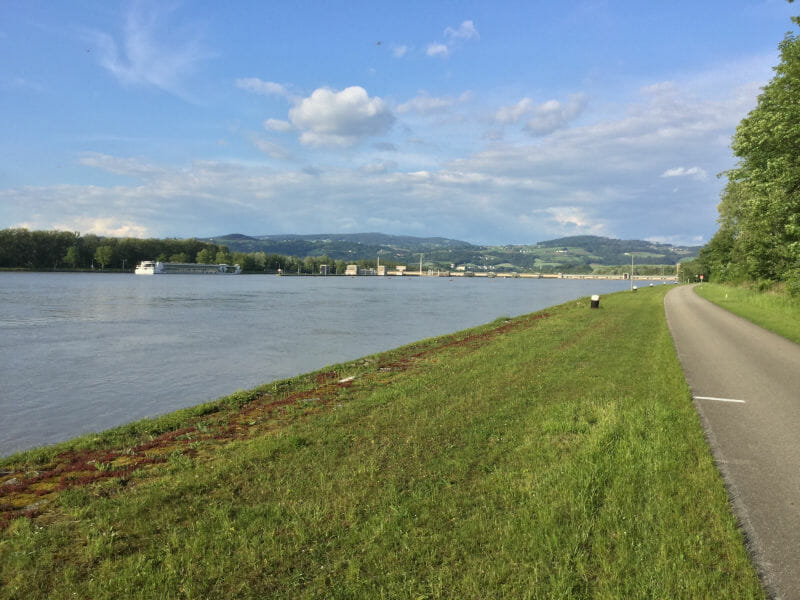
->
[[0, 287, 763, 599], [695, 283, 800, 345]]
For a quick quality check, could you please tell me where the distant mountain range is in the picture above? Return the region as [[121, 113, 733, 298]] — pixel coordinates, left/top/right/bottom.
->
[[202, 233, 700, 273]]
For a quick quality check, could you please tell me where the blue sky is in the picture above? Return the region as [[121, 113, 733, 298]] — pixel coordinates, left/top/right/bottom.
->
[[1, 1, 797, 245]]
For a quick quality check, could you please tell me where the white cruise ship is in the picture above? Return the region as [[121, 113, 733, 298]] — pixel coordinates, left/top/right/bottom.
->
[[134, 261, 242, 275]]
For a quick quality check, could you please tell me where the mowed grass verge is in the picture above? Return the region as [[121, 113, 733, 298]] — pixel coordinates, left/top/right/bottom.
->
[[0, 287, 763, 599], [695, 283, 800, 345]]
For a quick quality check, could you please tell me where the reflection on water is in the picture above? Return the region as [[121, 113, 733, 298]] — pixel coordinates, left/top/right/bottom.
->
[[0, 272, 633, 456]]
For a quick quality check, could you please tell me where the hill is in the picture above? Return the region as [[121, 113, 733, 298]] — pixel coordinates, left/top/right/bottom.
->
[[204, 233, 700, 273]]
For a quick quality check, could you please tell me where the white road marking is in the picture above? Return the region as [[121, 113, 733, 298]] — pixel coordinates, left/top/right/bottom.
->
[[694, 396, 746, 404]]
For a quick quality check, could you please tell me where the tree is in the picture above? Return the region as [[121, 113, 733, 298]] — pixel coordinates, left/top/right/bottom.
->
[[196, 248, 214, 264], [723, 15, 800, 282], [64, 246, 80, 269], [94, 245, 114, 270], [252, 251, 267, 270]]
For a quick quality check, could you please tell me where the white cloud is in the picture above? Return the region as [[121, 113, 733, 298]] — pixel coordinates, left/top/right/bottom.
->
[[392, 44, 408, 58], [264, 118, 293, 132], [236, 78, 291, 98], [1, 56, 771, 245], [544, 206, 608, 235], [360, 160, 398, 175], [523, 94, 587, 136], [445, 20, 479, 41], [53, 217, 150, 238], [288, 86, 395, 147], [79, 153, 164, 177], [426, 43, 449, 58], [660, 166, 708, 180], [646, 234, 705, 246], [398, 92, 466, 114], [251, 138, 292, 160], [426, 20, 479, 59], [495, 94, 586, 135], [89, 2, 213, 100], [495, 98, 535, 125]]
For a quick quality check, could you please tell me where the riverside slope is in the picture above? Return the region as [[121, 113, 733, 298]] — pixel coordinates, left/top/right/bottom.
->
[[665, 285, 800, 600]]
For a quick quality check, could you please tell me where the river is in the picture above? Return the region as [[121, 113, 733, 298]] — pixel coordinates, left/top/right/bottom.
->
[[0, 272, 636, 456]]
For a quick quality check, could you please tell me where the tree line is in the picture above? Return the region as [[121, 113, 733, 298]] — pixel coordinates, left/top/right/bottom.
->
[[0, 228, 398, 275], [689, 12, 800, 294]]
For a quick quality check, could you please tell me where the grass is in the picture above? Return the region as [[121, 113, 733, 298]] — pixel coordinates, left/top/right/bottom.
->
[[694, 283, 800, 345], [0, 287, 764, 599]]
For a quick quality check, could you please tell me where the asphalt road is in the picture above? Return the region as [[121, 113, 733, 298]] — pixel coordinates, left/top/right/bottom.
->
[[665, 284, 800, 600]]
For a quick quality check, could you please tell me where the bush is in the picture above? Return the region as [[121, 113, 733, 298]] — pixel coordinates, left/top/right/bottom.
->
[[786, 273, 800, 298], [756, 279, 775, 292]]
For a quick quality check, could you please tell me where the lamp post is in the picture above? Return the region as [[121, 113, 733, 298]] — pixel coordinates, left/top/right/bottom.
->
[[625, 252, 635, 291]]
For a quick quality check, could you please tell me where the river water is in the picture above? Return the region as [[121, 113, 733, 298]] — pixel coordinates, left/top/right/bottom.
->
[[0, 272, 635, 456]]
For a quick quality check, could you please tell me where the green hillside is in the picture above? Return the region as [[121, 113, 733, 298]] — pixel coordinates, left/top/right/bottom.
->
[[205, 233, 700, 273]]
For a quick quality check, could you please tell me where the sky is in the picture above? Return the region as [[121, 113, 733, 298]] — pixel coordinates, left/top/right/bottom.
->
[[1, 1, 798, 246]]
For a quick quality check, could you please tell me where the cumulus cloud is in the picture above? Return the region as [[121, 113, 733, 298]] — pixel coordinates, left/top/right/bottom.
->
[[398, 92, 470, 115], [427, 20, 479, 59], [264, 118, 292, 132], [445, 20, 479, 41], [89, 2, 213, 100], [426, 43, 449, 58], [288, 86, 395, 147], [1, 57, 770, 245], [495, 98, 535, 125], [544, 206, 608, 235], [392, 44, 408, 58], [524, 94, 587, 136], [54, 217, 150, 238], [494, 94, 586, 135], [236, 78, 291, 98], [660, 166, 708, 180]]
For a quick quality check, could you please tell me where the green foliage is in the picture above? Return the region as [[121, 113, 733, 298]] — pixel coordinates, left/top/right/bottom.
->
[[710, 16, 800, 284], [0, 229, 224, 271], [195, 248, 214, 264], [93, 246, 114, 270], [787, 273, 800, 297], [63, 246, 79, 269], [678, 259, 704, 283], [214, 250, 233, 265]]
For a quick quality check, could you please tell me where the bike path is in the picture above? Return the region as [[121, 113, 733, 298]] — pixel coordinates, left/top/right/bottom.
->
[[665, 284, 800, 600]]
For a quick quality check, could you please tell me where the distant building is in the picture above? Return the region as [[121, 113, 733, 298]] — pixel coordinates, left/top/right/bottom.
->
[[345, 264, 377, 276]]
